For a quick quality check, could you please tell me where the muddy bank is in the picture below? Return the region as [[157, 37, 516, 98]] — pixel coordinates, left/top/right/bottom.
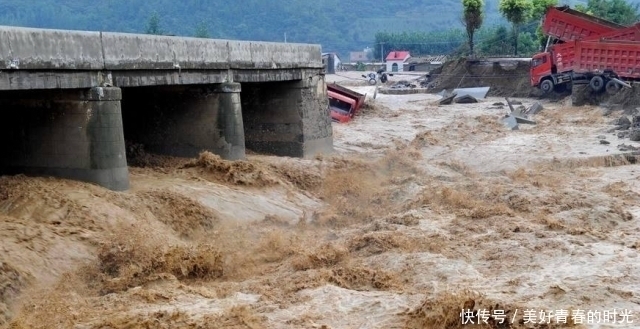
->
[[427, 58, 541, 98], [572, 82, 640, 111]]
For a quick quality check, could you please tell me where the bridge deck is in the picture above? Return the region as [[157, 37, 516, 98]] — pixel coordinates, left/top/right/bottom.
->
[[0, 26, 323, 90]]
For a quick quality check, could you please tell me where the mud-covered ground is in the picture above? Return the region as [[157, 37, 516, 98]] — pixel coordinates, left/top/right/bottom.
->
[[2, 77, 640, 328]]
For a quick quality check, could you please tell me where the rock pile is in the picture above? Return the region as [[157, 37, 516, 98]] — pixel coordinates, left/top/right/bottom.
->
[[608, 111, 640, 151]]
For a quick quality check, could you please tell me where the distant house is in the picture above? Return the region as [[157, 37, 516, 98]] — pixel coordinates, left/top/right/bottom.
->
[[385, 51, 411, 72], [322, 52, 341, 74], [406, 55, 448, 71], [350, 51, 368, 63]]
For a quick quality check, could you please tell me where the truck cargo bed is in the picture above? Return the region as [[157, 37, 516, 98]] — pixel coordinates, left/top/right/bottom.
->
[[543, 6, 625, 42], [574, 40, 640, 79]]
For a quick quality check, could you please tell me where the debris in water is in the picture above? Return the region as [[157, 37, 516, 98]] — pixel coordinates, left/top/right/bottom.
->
[[454, 94, 478, 104]]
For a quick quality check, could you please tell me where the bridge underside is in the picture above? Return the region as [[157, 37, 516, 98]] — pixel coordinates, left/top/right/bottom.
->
[[0, 88, 130, 190], [0, 69, 313, 90], [0, 69, 333, 191]]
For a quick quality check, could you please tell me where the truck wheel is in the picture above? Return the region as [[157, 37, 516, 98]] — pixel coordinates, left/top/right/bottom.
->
[[606, 80, 621, 95], [368, 78, 376, 85], [590, 76, 604, 92], [380, 74, 388, 83], [540, 79, 554, 94]]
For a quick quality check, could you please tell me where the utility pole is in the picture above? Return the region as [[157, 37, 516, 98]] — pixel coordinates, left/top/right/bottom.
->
[[380, 42, 385, 63], [284, 32, 287, 43]]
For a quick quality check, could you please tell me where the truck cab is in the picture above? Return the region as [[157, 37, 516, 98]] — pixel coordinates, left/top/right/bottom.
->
[[530, 52, 552, 88], [326, 83, 366, 123], [328, 91, 357, 123]]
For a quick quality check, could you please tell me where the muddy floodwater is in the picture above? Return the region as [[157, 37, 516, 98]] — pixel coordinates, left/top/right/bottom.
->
[[1, 72, 639, 328]]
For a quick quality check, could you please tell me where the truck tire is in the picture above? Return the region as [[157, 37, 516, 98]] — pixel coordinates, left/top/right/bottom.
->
[[540, 79, 554, 94], [606, 80, 621, 95], [590, 76, 604, 92], [380, 74, 388, 83], [368, 78, 377, 85]]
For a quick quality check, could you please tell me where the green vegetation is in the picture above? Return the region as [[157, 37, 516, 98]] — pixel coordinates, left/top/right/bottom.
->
[[531, 0, 559, 48], [531, 0, 560, 19], [0, 0, 638, 59], [0, 0, 511, 58], [499, 0, 534, 55], [463, 0, 485, 55], [194, 21, 210, 38], [373, 0, 639, 58], [145, 11, 162, 35], [576, 0, 640, 24]]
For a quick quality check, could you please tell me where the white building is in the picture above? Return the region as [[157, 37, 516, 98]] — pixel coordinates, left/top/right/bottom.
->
[[322, 53, 341, 74], [385, 51, 411, 72]]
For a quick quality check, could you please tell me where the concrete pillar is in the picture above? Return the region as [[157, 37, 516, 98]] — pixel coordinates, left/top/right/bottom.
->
[[214, 82, 245, 160], [0, 87, 130, 191], [241, 71, 333, 158], [120, 84, 246, 160]]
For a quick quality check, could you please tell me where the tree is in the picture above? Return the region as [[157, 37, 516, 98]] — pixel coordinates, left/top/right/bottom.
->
[[145, 11, 162, 35], [479, 25, 510, 55], [499, 0, 532, 55], [531, 0, 558, 20], [530, 0, 558, 50], [462, 0, 484, 56], [579, 0, 639, 25], [194, 21, 210, 38]]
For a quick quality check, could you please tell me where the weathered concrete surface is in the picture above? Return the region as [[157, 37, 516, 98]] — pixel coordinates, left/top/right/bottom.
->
[[102, 33, 321, 70], [0, 87, 130, 190], [502, 115, 519, 130], [0, 71, 106, 90], [451, 86, 490, 99], [107, 68, 309, 88], [0, 25, 323, 90], [241, 73, 333, 158], [214, 83, 246, 160], [102, 33, 233, 70], [527, 102, 544, 115], [121, 84, 246, 160], [0, 26, 104, 70], [0, 26, 322, 72]]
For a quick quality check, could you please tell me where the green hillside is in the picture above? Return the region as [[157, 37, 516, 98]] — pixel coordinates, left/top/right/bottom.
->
[[0, 0, 638, 57]]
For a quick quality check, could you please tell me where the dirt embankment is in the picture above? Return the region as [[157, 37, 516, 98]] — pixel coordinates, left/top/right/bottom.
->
[[572, 83, 640, 111], [428, 58, 540, 97], [430, 57, 640, 109]]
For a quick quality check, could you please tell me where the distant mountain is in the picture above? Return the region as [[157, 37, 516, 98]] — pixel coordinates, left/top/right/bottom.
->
[[0, 0, 638, 58]]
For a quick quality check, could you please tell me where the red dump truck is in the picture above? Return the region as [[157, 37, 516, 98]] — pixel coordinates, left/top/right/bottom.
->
[[327, 83, 366, 123], [530, 6, 640, 93], [541, 5, 624, 42]]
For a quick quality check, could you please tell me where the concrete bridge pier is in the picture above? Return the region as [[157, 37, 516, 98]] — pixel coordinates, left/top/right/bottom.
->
[[0, 87, 130, 191], [214, 82, 246, 160], [241, 72, 333, 158], [121, 83, 246, 160]]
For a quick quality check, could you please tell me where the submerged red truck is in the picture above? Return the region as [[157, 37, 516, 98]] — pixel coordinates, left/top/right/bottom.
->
[[327, 83, 366, 123], [530, 6, 640, 93]]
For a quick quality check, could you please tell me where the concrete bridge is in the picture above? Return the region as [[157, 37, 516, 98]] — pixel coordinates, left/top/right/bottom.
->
[[0, 26, 332, 191]]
